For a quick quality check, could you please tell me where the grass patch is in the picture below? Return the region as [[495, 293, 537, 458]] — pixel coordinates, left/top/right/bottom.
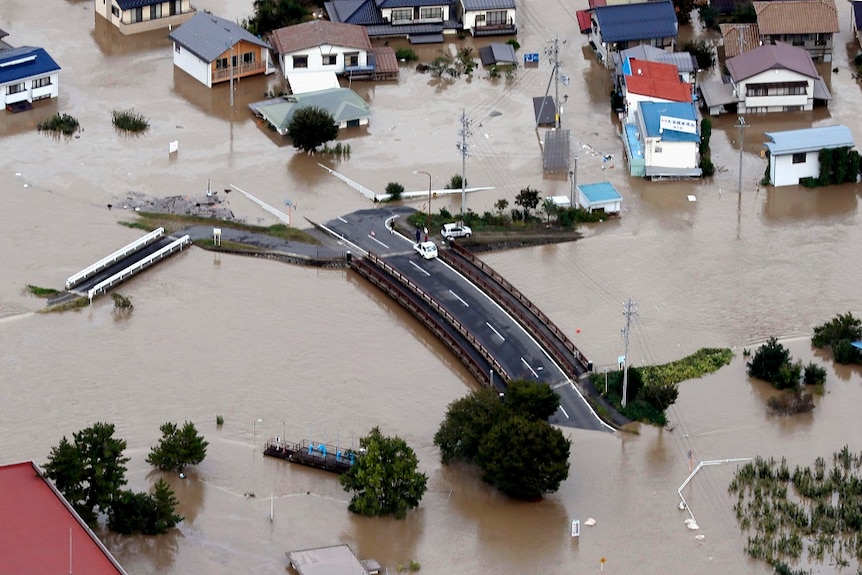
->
[[26, 284, 60, 298], [125, 212, 321, 244], [38, 113, 80, 136], [42, 297, 89, 313], [112, 109, 150, 133], [639, 348, 734, 387]]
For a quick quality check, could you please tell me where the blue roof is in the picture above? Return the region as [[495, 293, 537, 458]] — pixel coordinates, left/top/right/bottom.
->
[[578, 181, 622, 203], [0, 46, 61, 85], [326, 0, 384, 25], [855, 3, 862, 32], [116, 0, 164, 8], [638, 101, 699, 142], [852, 341, 862, 351], [168, 13, 270, 63], [595, 0, 677, 43], [764, 125, 855, 156]]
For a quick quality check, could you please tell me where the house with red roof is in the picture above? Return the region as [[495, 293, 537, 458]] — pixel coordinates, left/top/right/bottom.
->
[[621, 58, 691, 116], [0, 461, 128, 574]]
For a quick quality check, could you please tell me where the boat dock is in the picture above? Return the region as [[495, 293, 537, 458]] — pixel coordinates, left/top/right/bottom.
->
[[263, 438, 356, 474]]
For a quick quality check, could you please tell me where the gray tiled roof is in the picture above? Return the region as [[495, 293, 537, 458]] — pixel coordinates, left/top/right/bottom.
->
[[325, 0, 384, 25], [462, 0, 515, 10], [168, 12, 270, 63], [116, 0, 169, 8]]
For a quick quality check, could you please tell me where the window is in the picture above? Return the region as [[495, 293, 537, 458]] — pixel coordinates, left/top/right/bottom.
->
[[150, 4, 162, 19], [486, 10, 507, 25], [322, 54, 337, 66], [111, 5, 119, 17], [391, 8, 412, 22], [175, 42, 180, 53], [131, 7, 143, 22], [746, 81, 807, 97], [32, 76, 52, 88], [419, 6, 442, 19], [170, 0, 181, 15], [293, 55, 308, 68], [7, 83, 25, 95], [344, 52, 359, 67], [792, 153, 806, 164], [243, 52, 255, 65]]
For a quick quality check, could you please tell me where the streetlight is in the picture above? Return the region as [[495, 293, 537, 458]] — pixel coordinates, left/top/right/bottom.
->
[[414, 170, 431, 241], [253, 418, 263, 449]]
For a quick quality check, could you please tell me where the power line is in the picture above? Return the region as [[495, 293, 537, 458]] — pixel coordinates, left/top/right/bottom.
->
[[456, 108, 473, 217], [621, 298, 639, 407]]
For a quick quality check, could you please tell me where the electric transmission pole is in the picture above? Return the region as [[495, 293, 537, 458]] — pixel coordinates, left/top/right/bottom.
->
[[621, 298, 639, 408], [537, 36, 562, 129], [736, 116, 747, 196], [457, 108, 473, 218]]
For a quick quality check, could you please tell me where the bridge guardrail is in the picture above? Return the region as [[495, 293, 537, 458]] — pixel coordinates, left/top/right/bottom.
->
[[66, 227, 165, 290], [441, 241, 589, 376]]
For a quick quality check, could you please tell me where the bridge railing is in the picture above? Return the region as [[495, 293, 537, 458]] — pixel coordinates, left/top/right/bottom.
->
[[66, 227, 164, 290], [351, 253, 509, 386], [87, 235, 190, 302], [441, 241, 589, 375]]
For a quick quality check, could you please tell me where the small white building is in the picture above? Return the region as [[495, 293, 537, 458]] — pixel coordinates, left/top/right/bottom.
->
[[0, 46, 61, 109], [576, 182, 622, 214], [763, 125, 855, 187], [270, 20, 372, 79], [459, 0, 517, 37], [635, 101, 702, 179]]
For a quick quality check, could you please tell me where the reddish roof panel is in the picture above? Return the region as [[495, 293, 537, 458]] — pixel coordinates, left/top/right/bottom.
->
[[577, 10, 592, 33], [0, 462, 127, 575]]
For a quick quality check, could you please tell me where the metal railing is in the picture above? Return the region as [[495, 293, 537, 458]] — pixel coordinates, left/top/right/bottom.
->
[[213, 61, 265, 82], [87, 235, 190, 302], [66, 228, 164, 290]]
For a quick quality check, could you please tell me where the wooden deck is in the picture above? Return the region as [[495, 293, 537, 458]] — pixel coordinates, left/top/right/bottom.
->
[[263, 438, 356, 474]]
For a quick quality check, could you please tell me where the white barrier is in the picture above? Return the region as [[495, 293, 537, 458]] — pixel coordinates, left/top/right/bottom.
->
[[230, 184, 291, 225], [66, 227, 164, 290], [87, 235, 190, 302]]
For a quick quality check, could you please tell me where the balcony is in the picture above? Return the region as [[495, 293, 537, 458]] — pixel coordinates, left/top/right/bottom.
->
[[213, 61, 266, 83], [472, 20, 517, 37]]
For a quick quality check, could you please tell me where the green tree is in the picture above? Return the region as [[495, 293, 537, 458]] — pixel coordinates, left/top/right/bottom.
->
[[243, 0, 311, 37], [494, 198, 509, 215], [108, 479, 183, 535], [385, 182, 404, 201], [340, 427, 427, 519], [746, 337, 792, 385], [812, 312, 862, 351], [673, 0, 696, 24], [833, 339, 861, 364], [146, 421, 209, 472], [515, 187, 540, 220], [504, 379, 560, 421], [640, 381, 680, 411], [541, 198, 558, 223], [44, 422, 130, 525], [286, 106, 338, 152], [476, 416, 570, 500], [682, 40, 715, 71], [433, 388, 508, 464], [803, 362, 827, 386]]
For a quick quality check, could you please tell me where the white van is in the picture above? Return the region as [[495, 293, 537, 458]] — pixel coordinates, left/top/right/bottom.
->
[[413, 241, 438, 260]]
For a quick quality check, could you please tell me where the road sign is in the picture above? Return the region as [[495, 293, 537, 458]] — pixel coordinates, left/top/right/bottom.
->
[[524, 53, 539, 64], [571, 519, 580, 537]]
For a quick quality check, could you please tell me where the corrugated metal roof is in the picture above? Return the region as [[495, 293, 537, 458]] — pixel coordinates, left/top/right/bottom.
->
[[576, 10, 591, 33], [370, 46, 399, 74], [754, 0, 839, 35], [698, 79, 737, 107], [479, 43, 517, 65], [543, 128, 570, 173], [719, 23, 760, 58], [615, 46, 697, 74], [168, 13, 270, 63], [578, 181, 622, 203], [0, 46, 61, 85], [378, 0, 448, 7], [727, 42, 818, 81], [270, 20, 371, 55], [764, 125, 853, 155], [638, 101, 699, 142], [594, 1, 678, 44], [252, 87, 371, 134], [462, 0, 515, 10]]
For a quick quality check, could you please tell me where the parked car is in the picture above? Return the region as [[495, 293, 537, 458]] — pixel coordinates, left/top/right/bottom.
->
[[441, 222, 472, 239], [413, 240, 438, 260]]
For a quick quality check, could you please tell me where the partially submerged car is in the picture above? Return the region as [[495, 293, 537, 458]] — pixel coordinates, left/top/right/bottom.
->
[[441, 222, 472, 240], [413, 240, 438, 260]]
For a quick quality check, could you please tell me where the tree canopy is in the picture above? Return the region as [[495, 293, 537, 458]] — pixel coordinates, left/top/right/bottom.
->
[[286, 106, 338, 152], [242, 0, 312, 37], [434, 388, 508, 464], [44, 422, 130, 525], [146, 421, 209, 472], [340, 427, 428, 519], [812, 312, 862, 364], [747, 337, 794, 387], [503, 378, 560, 421], [515, 187, 540, 219], [108, 478, 183, 535]]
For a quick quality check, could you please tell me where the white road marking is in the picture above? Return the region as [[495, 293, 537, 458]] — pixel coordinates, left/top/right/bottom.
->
[[409, 261, 430, 276], [486, 322, 505, 341], [368, 234, 389, 248], [337, 216, 348, 223], [521, 357, 539, 378], [559, 406, 570, 419], [449, 290, 470, 307]]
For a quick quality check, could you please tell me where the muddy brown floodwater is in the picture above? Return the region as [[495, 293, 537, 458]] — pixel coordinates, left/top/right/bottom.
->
[[2, 1, 862, 574]]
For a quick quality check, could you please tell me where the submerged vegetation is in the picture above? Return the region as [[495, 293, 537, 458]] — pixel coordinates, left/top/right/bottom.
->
[[730, 447, 862, 573], [112, 109, 150, 134], [26, 284, 59, 298], [37, 113, 80, 136]]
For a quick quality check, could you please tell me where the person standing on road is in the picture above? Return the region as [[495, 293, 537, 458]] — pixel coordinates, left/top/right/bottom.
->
[[414, 228, 421, 243]]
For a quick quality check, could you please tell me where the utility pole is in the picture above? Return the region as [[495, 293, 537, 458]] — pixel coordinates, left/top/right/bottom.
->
[[736, 116, 747, 196], [621, 298, 639, 408], [456, 108, 473, 219], [569, 156, 578, 208], [229, 40, 235, 108], [537, 36, 562, 129]]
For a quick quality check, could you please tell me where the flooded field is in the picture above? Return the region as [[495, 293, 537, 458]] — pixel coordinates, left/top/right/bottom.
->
[[1, 1, 861, 574]]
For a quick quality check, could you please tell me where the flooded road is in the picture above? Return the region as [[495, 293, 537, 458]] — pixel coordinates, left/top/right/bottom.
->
[[1, 1, 861, 574]]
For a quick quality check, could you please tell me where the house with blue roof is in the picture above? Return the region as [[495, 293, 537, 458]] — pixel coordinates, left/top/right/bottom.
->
[[168, 13, 274, 89], [0, 46, 61, 110], [576, 181, 622, 214], [589, 0, 678, 69], [763, 125, 855, 186], [95, 0, 195, 35], [630, 101, 701, 179], [458, 0, 516, 37]]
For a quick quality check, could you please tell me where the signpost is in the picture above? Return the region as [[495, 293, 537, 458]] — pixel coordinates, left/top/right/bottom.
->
[[571, 519, 580, 538]]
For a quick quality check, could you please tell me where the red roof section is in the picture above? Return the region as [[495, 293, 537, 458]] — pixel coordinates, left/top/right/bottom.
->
[[624, 59, 692, 102], [0, 462, 127, 575], [589, 0, 607, 8], [577, 10, 592, 33]]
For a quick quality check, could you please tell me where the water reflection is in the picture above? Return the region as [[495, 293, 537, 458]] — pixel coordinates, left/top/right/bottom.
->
[[344, 509, 424, 568], [763, 184, 857, 222], [102, 528, 181, 573], [91, 14, 170, 57]]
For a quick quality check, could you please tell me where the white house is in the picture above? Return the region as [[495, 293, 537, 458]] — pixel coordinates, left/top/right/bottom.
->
[[168, 13, 273, 88], [459, 0, 517, 37], [577, 182, 622, 214], [634, 101, 702, 178], [589, 0, 678, 69], [0, 46, 61, 109], [270, 20, 372, 79], [621, 58, 691, 117], [95, 0, 195, 35], [763, 125, 855, 186]]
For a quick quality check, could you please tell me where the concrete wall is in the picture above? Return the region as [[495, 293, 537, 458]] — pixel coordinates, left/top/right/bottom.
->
[[645, 138, 699, 170], [280, 46, 368, 77]]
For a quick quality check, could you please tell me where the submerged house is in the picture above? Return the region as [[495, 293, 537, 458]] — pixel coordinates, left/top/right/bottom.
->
[[623, 101, 701, 179], [94, 0, 195, 35], [763, 125, 855, 186], [753, 0, 840, 63], [589, 0, 678, 69], [249, 87, 371, 135], [0, 46, 61, 110]]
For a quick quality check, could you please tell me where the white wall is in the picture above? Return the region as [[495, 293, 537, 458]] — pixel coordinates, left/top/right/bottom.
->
[[737, 68, 814, 112], [578, 191, 621, 213], [173, 43, 211, 87], [0, 71, 60, 107], [770, 152, 819, 186], [462, 7, 515, 29], [644, 138, 698, 169], [280, 46, 368, 78]]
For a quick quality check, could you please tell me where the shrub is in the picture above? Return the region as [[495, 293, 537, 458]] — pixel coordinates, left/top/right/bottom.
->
[[216, 415, 224, 426], [834, 339, 861, 364], [681, 40, 715, 70], [112, 109, 150, 133], [812, 312, 862, 350], [767, 390, 814, 415], [803, 363, 827, 386], [396, 48, 418, 61], [385, 182, 404, 201], [747, 337, 792, 385], [506, 39, 520, 50], [700, 157, 715, 177], [111, 292, 134, 312], [37, 113, 80, 136]]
